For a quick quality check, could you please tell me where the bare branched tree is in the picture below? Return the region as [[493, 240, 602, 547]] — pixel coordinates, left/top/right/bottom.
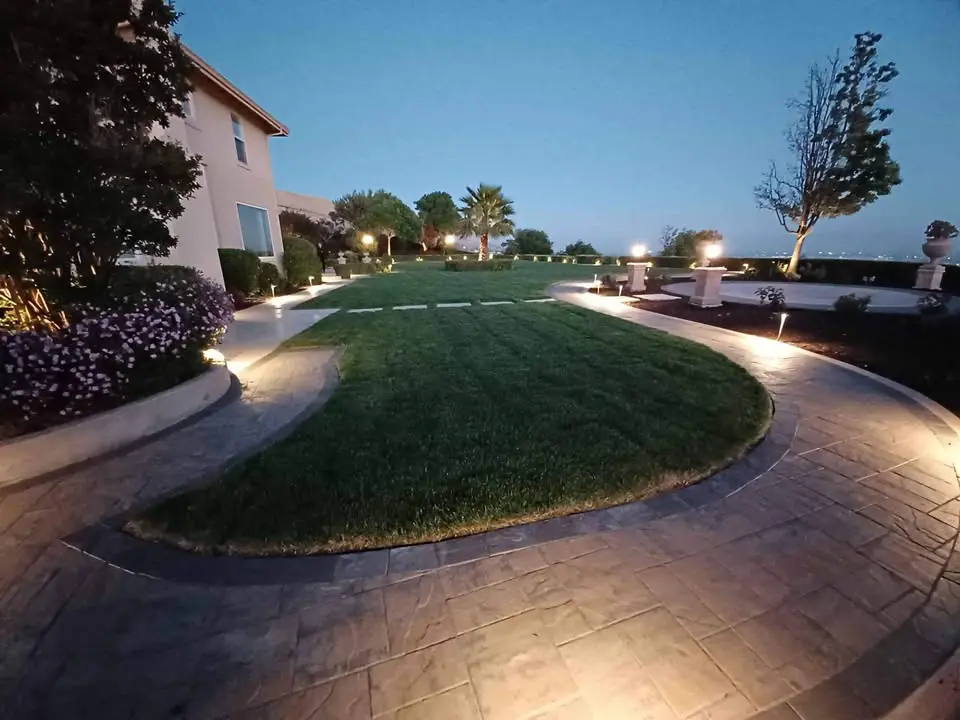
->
[[755, 32, 900, 274]]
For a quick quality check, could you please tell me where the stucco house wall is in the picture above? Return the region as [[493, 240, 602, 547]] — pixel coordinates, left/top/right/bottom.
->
[[276, 190, 335, 221], [142, 47, 288, 286]]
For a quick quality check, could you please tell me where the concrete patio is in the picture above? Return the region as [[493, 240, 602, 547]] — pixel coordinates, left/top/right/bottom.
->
[[0, 282, 958, 719]]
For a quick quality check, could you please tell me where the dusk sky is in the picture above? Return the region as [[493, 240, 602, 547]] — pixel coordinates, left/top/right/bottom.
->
[[174, 0, 959, 257]]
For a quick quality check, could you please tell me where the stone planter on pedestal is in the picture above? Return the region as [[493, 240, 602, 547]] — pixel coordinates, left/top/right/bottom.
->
[[337, 251, 347, 265], [362, 252, 372, 264], [627, 263, 651, 293], [915, 238, 950, 291], [689, 267, 726, 308]]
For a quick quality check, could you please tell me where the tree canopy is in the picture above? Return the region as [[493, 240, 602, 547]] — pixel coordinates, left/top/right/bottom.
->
[[1, 0, 200, 327], [458, 185, 515, 260], [415, 191, 459, 251], [563, 241, 600, 256], [333, 190, 420, 254], [504, 229, 552, 255], [659, 227, 723, 258], [279, 210, 352, 255], [755, 32, 900, 274]]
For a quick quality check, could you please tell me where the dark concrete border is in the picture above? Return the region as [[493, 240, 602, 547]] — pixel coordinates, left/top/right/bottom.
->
[[0, 366, 234, 492], [64, 369, 793, 588]]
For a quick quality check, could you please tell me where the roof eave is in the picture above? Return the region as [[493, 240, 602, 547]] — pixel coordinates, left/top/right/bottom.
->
[[183, 45, 288, 137]]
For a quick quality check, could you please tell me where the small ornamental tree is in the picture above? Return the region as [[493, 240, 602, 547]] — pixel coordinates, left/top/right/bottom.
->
[[755, 32, 900, 275], [0, 0, 202, 327], [458, 185, 516, 260], [415, 191, 459, 252]]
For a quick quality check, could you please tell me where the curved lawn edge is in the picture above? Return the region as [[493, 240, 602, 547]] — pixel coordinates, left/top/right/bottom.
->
[[125, 303, 773, 557]]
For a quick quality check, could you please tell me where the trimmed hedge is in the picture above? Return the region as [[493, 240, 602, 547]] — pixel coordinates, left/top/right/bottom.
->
[[444, 259, 513, 272], [282, 235, 323, 286], [218, 248, 261, 296]]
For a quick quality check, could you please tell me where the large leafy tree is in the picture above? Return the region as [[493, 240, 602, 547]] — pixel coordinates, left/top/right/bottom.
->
[[563, 240, 600, 256], [1, 0, 201, 328], [331, 190, 373, 229], [458, 185, 515, 260], [504, 229, 552, 255], [659, 227, 722, 258], [333, 190, 420, 255], [279, 210, 352, 261], [755, 32, 900, 274], [361, 192, 421, 255], [414, 191, 459, 252]]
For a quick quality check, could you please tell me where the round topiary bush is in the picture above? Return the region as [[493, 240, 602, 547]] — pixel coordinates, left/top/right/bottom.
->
[[281, 235, 323, 286]]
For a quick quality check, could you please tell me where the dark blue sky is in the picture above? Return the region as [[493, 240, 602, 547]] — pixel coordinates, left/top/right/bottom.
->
[[175, 0, 959, 256]]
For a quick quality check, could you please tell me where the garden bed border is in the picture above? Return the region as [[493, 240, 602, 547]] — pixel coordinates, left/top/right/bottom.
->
[[0, 365, 232, 488]]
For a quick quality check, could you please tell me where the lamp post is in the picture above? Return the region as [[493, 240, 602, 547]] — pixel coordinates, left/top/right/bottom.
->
[[690, 242, 725, 308], [626, 243, 650, 293]]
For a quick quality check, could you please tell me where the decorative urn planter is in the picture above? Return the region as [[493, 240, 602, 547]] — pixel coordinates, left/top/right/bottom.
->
[[915, 221, 958, 291], [921, 238, 950, 264]]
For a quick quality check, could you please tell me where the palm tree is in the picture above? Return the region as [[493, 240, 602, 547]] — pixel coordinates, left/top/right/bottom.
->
[[458, 184, 515, 260]]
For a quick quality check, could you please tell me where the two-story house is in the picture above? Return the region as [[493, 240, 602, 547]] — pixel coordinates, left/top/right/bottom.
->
[[151, 46, 288, 285]]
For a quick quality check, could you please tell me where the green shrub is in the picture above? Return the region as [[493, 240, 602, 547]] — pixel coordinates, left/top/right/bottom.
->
[[282, 235, 323, 286], [218, 248, 261, 296], [444, 259, 513, 272], [109, 264, 204, 297], [257, 261, 281, 294], [833, 293, 872, 314], [755, 285, 787, 311], [334, 264, 352, 279]]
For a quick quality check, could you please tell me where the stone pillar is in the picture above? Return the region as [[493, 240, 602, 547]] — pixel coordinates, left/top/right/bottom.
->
[[689, 267, 726, 308], [914, 263, 945, 291], [627, 263, 651, 293]]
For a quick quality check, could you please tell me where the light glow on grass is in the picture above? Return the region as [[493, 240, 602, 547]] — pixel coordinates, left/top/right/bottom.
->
[[137, 304, 770, 554]]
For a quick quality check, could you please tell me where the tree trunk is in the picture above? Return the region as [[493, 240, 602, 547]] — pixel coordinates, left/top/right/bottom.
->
[[479, 234, 488, 261], [786, 232, 808, 275]]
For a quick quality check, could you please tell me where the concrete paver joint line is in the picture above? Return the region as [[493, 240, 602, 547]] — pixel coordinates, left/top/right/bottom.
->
[[1, 279, 959, 718]]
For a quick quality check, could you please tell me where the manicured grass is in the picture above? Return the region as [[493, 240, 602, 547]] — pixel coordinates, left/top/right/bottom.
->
[[298, 260, 630, 309], [133, 303, 770, 554]]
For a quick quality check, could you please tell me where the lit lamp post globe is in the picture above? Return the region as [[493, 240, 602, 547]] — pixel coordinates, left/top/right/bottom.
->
[[361, 234, 374, 248], [626, 243, 650, 293], [701, 242, 723, 266]]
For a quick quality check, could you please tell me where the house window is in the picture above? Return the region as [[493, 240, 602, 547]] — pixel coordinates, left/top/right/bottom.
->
[[231, 114, 247, 164], [182, 92, 194, 119], [237, 203, 273, 256]]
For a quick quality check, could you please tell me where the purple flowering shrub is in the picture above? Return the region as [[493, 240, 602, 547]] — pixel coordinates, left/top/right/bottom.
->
[[1, 268, 233, 438]]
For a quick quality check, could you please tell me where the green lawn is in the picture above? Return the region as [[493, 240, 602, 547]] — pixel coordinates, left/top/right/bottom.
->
[[298, 260, 632, 309], [133, 303, 770, 555]]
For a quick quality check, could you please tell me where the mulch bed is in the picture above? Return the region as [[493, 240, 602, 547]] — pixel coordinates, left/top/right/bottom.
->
[[600, 279, 960, 415]]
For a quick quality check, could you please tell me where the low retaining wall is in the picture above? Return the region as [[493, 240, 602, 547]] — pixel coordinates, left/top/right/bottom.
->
[[0, 366, 232, 488]]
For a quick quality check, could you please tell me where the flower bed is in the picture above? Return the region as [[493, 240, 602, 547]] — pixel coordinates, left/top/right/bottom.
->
[[0, 267, 233, 439]]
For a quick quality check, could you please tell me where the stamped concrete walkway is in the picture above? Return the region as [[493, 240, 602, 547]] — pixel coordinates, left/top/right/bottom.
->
[[1, 283, 959, 719]]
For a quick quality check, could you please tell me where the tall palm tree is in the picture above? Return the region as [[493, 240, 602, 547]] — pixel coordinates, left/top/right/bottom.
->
[[458, 184, 515, 260]]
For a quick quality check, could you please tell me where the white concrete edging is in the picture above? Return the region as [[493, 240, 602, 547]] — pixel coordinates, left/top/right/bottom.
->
[[0, 366, 232, 488]]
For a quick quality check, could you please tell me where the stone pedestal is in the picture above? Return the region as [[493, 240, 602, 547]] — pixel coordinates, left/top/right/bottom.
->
[[914, 263, 945, 291], [689, 267, 726, 308], [627, 263, 651, 293]]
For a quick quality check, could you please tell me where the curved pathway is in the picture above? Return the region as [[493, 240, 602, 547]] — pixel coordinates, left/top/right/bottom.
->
[[0, 283, 958, 719]]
